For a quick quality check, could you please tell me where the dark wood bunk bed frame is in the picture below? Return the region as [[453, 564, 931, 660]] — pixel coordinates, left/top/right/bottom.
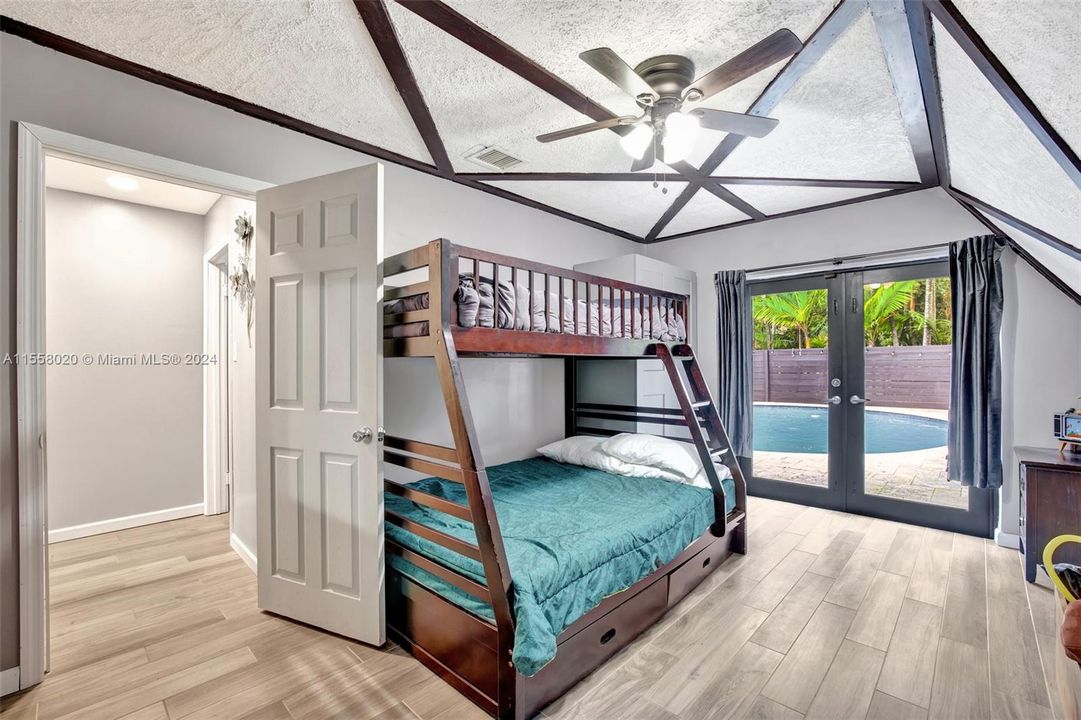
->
[[382, 239, 748, 720]]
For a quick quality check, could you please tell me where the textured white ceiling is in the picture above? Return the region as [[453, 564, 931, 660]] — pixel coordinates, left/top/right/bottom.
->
[[659, 189, 750, 238], [485, 180, 688, 236], [951, 0, 1081, 159], [724, 184, 882, 216], [445, 0, 835, 118], [442, 0, 836, 171], [2, 0, 432, 164], [717, 8, 919, 181], [46, 156, 221, 215], [990, 213, 1081, 297], [388, 1, 645, 173], [936, 19, 1081, 251]]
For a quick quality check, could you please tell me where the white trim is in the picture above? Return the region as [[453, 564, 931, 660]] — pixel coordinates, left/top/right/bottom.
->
[[230, 533, 258, 575], [15, 122, 269, 692], [48, 503, 205, 544], [1, 666, 20, 697], [995, 529, 1021, 549], [17, 122, 48, 689], [203, 240, 231, 517]]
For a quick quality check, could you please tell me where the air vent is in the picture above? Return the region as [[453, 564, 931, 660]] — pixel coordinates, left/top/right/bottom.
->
[[462, 145, 524, 172]]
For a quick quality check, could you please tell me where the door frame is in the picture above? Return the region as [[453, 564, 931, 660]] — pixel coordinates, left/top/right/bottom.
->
[[746, 260, 995, 538], [15, 122, 269, 690], [203, 243, 231, 517], [841, 261, 995, 537]]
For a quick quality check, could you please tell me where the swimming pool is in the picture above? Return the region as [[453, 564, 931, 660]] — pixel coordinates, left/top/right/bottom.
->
[[753, 403, 947, 454]]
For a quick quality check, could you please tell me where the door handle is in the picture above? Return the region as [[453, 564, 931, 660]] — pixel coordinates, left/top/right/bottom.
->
[[827, 395, 841, 405], [849, 395, 869, 405], [353, 427, 373, 443]]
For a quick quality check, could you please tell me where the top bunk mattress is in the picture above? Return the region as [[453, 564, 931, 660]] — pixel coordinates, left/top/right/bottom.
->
[[385, 456, 733, 676], [384, 275, 688, 342]]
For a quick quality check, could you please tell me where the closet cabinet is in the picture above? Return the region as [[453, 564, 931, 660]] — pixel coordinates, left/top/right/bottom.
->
[[572, 254, 698, 439]]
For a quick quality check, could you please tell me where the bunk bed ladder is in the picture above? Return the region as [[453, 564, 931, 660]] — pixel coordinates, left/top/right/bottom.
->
[[655, 344, 748, 548]]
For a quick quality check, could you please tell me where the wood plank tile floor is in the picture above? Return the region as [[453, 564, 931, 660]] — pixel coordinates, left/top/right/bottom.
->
[[0, 498, 1063, 720]]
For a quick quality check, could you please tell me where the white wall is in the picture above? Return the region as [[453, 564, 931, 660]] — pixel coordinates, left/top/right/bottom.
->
[[44, 189, 205, 535], [0, 32, 639, 664], [202, 195, 257, 554], [647, 187, 1081, 540]]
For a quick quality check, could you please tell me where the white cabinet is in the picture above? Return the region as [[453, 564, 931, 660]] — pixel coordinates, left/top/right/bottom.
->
[[573, 254, 698, 439]]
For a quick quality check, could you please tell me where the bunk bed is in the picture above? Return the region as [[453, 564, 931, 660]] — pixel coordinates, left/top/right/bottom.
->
[[382, 239, 748, 720]]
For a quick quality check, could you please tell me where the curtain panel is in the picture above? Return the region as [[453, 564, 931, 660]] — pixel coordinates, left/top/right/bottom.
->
[[948, 235, 1005, 489], [714, 270, 753, 465]]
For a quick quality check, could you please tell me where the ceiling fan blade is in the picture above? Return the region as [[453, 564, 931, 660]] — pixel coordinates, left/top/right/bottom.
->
[[690, 108, 779, 138], [580, 47, 657, 100], [630, 139, 656, 172], [536, 116, 635, 143], [686, 28, 803, 102]]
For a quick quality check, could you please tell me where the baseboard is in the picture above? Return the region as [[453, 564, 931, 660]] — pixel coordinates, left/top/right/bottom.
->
[[49, 503, 204, 543], [1, 666, 20, 697], [230, 532, 257, 574], [995, 529, 1021, 549]]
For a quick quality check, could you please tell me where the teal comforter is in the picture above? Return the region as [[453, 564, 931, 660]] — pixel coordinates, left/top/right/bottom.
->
[[385, 457, 733, 675]]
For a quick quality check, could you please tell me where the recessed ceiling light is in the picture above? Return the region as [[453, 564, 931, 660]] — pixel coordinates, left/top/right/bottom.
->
[[106, 174, 139, 192]]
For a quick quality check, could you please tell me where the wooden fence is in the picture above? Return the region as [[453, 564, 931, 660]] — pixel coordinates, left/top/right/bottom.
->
[[752, 345, 952, 409]]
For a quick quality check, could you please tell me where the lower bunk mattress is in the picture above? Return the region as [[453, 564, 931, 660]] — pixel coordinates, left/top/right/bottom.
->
[[384, 457, 736, 676]]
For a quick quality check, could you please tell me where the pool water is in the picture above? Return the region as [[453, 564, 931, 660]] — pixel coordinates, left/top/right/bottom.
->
[[754, 403, 947, 454]]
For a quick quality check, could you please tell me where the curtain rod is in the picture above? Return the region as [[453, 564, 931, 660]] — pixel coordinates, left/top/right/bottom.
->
[[742, 242, 951, 281]]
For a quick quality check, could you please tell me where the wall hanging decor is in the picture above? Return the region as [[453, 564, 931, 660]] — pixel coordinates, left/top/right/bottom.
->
[[229, 212, 255, 346]]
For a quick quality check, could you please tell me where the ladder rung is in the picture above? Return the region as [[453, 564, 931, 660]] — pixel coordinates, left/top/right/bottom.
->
[[709, 448, 727, 457], [691, 401, 710, 409]]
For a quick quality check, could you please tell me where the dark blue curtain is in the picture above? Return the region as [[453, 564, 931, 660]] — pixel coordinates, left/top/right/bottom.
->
[[715, 271, 753, 466], [948, 235, 1004, 489]]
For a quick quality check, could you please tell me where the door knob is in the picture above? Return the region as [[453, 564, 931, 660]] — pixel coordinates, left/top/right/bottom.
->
[[827, 395, 841, 405], [849, 395, 869, 405], [353, 427, 373, 443]]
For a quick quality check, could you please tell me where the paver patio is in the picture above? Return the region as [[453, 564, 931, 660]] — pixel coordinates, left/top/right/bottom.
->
[[751, 406, 967, 510]]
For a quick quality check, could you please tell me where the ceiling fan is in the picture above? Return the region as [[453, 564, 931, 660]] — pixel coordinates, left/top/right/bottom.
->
[[536, 29, 803, 171]]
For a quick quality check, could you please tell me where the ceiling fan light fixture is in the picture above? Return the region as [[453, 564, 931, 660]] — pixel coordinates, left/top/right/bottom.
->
[[619, 124, 654, 160], [662, 111, 700, 163]]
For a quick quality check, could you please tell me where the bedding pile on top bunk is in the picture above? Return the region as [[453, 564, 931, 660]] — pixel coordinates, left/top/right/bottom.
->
[[384, 274, 687, 341], [385, 437, 736, 676]]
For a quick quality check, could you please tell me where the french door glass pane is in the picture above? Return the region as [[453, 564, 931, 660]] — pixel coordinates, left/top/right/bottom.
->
[[751, 288, 830, 488], [861, 275, 967, 509]]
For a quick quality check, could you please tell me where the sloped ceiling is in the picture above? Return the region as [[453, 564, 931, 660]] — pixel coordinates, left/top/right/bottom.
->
[[935, 18, 1081, 251], [1, 0, 1079, 286], [717, 7, 919, 180]]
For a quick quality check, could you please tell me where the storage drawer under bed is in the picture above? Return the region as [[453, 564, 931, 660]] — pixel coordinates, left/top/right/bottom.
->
[[668, 536, 731, 607]]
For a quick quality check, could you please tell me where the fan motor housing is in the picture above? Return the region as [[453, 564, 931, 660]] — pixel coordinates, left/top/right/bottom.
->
[[634, 54, 696, 102]]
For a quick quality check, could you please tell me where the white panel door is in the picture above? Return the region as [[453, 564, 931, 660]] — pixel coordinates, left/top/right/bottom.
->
[[255, 165, 384, 644], [636, 264, 694, 439]]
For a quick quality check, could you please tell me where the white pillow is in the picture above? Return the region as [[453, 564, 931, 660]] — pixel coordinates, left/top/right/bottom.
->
[[536, 435, 604, 466], [599, 433, 702, 481]]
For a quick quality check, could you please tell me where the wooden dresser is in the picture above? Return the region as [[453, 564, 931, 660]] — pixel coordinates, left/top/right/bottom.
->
[[1019, 446, 1081, 582]]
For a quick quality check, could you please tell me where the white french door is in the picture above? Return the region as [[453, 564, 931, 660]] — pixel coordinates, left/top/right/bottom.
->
[[255, 165, 385, 643]]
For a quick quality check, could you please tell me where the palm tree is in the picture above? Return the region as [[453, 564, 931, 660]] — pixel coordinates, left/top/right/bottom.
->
[[753, 290, 827, 349], [864, 280, 917, 346]]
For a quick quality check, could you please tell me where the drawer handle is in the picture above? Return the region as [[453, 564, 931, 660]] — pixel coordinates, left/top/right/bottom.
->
[[702, 556, 712, 569], [600, 628, 617, 645]]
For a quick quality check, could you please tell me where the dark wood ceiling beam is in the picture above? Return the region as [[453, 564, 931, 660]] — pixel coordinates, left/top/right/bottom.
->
[[905, 0, 950, 187], [651, 185, 925, 243], [927, 0, 1081, 192], [949, 187, 1081, 261], [459, 172, 689, 183], [645, 0, 866, 241], [700, 184, 766, 221], [0, 16, 641, 243], [949, 191, 1081, 307], [393, 0, 703, 183], [459, 173, 916, 189], [355, 0, 452, 175], [869, 0, 939, 185]]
